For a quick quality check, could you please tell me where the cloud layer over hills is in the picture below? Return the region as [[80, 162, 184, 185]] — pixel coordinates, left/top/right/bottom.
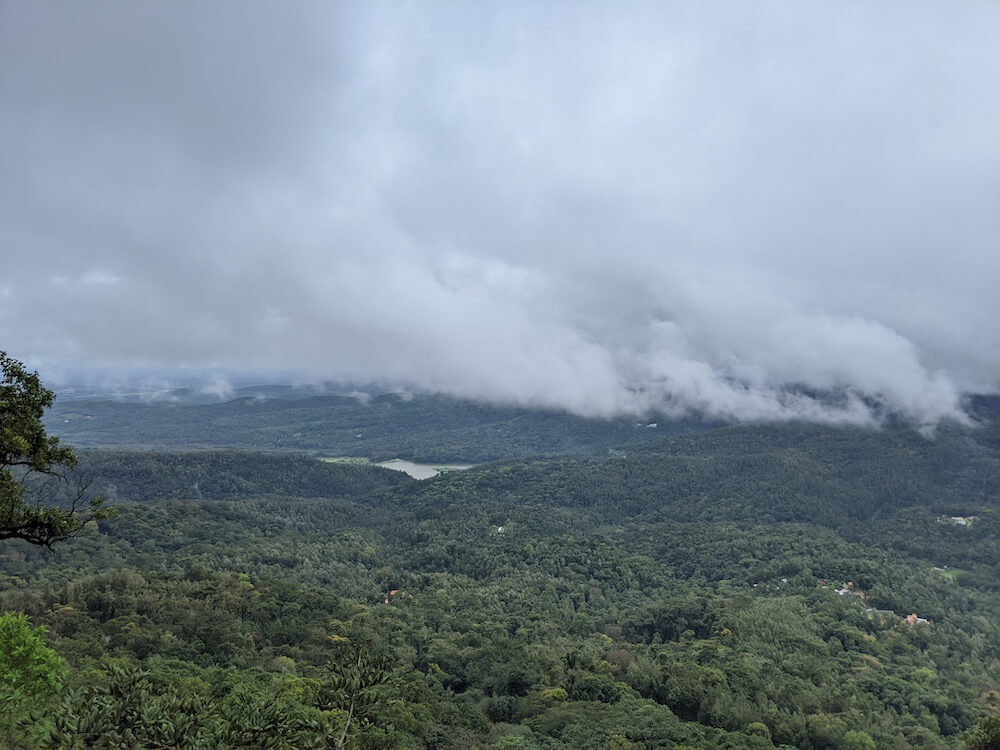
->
[[2, 2, 998, 424]]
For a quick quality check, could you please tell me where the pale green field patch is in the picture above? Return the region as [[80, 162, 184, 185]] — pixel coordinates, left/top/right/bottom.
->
[[933, 566, 963, 581]]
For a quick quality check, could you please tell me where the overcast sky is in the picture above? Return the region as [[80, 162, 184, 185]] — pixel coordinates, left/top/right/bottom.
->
[[1, 2, 998, 424]]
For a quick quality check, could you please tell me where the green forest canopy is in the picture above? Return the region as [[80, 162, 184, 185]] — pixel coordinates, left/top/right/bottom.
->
[[2, 377, 998, 748]]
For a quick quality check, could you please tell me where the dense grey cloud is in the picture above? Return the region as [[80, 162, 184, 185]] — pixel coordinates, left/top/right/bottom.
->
[[2, 1, 998, 424]]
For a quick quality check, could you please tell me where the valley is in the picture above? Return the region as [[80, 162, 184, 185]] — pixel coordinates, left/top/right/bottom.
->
[[2, 389, 998, 748]]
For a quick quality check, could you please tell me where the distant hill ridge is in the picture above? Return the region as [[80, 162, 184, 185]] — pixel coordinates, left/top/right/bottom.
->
[[46, 389, 717, 461], [69, 450, 409, 504]]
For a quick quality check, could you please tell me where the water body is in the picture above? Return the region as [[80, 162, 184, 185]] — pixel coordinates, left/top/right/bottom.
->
[[375, 459, 474, 480]]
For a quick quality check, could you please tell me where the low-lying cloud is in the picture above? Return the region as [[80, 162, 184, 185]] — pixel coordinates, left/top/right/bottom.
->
[[1, 1, 997, 426]]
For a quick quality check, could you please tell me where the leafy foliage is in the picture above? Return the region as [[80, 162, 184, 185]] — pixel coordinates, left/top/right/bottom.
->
[[1, 352, 111, 547], [0, 611, 65, 748], [0, 611, 64, 703], [965, 716, 1000, 750]]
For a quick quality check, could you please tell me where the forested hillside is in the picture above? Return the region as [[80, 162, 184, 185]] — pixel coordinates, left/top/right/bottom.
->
[[67, 450, 411, 503], [45, 389, 714, 462], [3, 397, 999, 748]]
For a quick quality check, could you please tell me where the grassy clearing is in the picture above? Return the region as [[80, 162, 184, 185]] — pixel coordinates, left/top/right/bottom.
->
[[318, 456, 372, 465], [934, 567, 963, 580]]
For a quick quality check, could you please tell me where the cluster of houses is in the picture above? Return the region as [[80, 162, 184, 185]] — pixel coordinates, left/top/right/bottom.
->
[[818, 578, 930, 627], [817, 578, 867, 600], [834, 580, 866, 599]]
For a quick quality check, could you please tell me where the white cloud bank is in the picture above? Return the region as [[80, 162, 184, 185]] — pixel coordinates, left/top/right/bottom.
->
[[1, 1, 997, 425]]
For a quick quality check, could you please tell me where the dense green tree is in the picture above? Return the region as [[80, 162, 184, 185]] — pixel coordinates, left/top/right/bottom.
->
[[0, 611, 63, 702], [0, 352, 110, 547], [839, 729, 877, 750], [317, 642, 392, 748], [965, 716, 1000, 750], [0, 611, 65, 748], [38, 663, 326, 749]]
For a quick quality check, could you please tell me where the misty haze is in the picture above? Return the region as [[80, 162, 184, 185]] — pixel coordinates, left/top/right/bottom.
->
[[2, 2, 998, 426]]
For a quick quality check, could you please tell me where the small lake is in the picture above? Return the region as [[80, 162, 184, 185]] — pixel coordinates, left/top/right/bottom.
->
[[375, 459, 474, 480]]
